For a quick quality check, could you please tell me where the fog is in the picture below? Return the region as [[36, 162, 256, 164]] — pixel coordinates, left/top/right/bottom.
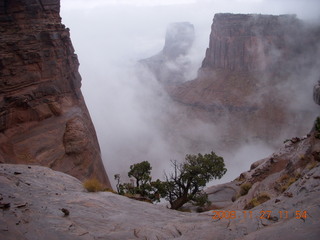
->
[[60, 0, 320, 188]]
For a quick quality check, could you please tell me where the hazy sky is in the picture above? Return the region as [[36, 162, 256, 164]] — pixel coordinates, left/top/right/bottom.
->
[[60, 0, 320, 187]]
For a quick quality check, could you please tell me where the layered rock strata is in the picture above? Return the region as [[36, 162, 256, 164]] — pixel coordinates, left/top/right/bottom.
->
[[0, 0, 110, 187], [169, 13, 320, 146], [202, 13, 303, 72]]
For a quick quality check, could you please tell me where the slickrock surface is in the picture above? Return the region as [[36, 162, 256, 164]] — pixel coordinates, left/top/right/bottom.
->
[[0, 0, 110, 187], [204, 125, 320, 239], [207, 125, 320, 208], [1, 132, 319, 240]]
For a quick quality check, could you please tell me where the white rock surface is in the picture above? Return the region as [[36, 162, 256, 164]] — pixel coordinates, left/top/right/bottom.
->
[[0, 162, 319, 240]]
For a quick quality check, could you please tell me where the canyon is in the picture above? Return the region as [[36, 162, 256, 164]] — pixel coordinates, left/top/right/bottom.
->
[[1, 1, 320, 239], [144, 14, 320, 149]]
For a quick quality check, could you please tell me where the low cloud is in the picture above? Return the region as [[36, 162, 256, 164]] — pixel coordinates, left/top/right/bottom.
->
[[61, 1, 320, 188]]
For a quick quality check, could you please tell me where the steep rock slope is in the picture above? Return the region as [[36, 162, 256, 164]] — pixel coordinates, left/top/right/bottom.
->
[[0, 0, 110, 187], [169, 14, 320, 146], [206, 122, 320, 207]]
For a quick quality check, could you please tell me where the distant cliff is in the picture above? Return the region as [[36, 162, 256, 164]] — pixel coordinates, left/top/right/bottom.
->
[[140, 22, 195, 85], [202, 13, 303, 72], [0, 0, 111, 187], [169, 13, 320, 146]]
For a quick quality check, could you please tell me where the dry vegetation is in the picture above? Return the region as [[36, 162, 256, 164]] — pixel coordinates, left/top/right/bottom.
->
[[244, 192, 271, 210], [240, 182, 252, 196], [274, 173, 300, 193], [83, 178, 105, 192]]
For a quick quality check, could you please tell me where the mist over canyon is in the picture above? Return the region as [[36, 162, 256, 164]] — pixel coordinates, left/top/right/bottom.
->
[[1, 1, 320, 239], [60, 1, 320, 187]]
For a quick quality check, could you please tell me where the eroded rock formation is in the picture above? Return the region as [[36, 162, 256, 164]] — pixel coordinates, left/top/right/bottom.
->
[[0, 0, 110, 187], [169, 13, 320, 147], [202, 13, 303, 72], [140, 22, 195, 85]]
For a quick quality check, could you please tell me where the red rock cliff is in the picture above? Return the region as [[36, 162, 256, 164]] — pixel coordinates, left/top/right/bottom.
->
[[201, 13, 302, 72], [169, 13, 320, 146], [0, 0, 111, 187]]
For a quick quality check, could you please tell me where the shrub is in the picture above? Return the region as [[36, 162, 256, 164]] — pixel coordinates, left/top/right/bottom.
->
[[240, 182, 252, 196], [244, 192, 271, 210], [277, 174, 299, 193], [83, 178, 104, 192], [281, 179, 295, 192], [164, 152, 227, 209]]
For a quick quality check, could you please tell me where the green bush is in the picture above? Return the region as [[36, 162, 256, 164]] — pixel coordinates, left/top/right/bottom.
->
[[116, 151, 227, 210]]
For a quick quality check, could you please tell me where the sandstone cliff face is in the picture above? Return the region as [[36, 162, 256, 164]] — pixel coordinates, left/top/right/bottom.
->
[[202, 13, 303, 72], [170, 14, 320, 146], [0, 0, 110, 187]]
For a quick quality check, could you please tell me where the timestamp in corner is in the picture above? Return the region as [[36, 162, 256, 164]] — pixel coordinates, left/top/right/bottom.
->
[[211, 210, 308, 220]]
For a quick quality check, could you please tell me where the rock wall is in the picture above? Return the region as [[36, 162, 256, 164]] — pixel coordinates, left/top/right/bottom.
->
[[0, 0, 111, 187], [169, 13, 320, 147], [201, 13, 302, 72]]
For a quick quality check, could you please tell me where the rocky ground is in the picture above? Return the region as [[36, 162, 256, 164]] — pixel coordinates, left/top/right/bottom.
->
[[1, 125, 319, 239]]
